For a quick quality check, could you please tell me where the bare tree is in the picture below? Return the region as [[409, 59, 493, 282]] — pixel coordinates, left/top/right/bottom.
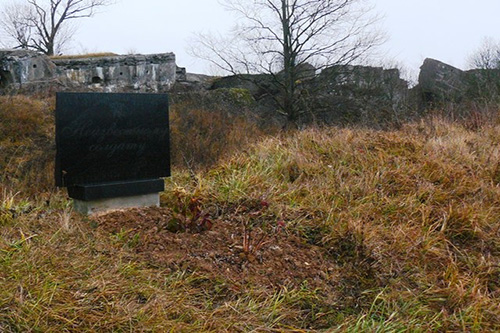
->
[[466, 38, 500, 103], [192, 0, 383, 124], [468, 37, 500, 70], [0, 0, 114, 56], [1, 2, 33, 50]]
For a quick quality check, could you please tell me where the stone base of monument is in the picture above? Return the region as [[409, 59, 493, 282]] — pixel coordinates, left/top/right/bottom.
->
[[73, 193, 160, 215], [68, 179, 164, 215]]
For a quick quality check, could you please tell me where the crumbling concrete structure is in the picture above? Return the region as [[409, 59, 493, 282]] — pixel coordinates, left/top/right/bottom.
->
[[417, 58, 467, 104], [0, 49, 57, 89], [208, 64, 410, 124], [2, 49, 498, 124], [312, 65, 410, 123], [53, 53, 178, 92], [0, 49, 180, 92], [417, 58, 500, 107]]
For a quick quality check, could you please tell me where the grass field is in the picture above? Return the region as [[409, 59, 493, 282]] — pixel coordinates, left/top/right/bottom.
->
[[1, 95, 500, 331]]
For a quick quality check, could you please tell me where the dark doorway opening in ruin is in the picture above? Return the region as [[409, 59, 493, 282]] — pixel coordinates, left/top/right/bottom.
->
[[0, 70, 14, 89], [91, 76, 102, 84]]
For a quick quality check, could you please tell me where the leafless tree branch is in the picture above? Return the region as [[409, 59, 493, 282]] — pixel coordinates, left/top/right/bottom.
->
[[1, 0, 115, 55], [192, 0, 384, 124]]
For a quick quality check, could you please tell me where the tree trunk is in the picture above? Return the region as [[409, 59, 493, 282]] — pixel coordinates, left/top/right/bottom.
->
[[281, 0, 297, 124], [46, 43, 54, 56]]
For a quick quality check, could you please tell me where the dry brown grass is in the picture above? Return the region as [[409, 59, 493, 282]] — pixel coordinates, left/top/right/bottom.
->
[[166, 115, 500, 331], [1, 95, 500, 330], [170, 100, 273, 171], [0, 95, 55, 195], [50, 52, 119, 60]]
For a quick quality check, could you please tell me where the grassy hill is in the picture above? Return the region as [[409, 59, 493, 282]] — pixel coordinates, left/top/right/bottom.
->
[[1, 95, 500, 331]]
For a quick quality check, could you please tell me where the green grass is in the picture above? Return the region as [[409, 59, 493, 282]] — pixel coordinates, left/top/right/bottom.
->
[[161, 119, 500, 331], [2, 95, 500, 331]]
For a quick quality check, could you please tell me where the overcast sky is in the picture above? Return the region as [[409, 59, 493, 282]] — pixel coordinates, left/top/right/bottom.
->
[[73, 0, 500, 78]]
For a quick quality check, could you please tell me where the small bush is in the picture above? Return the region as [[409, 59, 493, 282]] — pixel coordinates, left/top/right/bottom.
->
[[211, 88, 255, 107]]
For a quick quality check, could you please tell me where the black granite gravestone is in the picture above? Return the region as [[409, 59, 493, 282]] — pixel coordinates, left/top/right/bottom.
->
[[55, 92, 170, 202]]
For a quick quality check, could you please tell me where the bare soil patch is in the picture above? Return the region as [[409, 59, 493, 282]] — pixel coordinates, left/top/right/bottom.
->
[[93, 206, 339, 292]]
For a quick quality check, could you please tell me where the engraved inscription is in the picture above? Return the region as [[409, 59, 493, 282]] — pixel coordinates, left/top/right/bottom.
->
[[55, 92, 170, 187]]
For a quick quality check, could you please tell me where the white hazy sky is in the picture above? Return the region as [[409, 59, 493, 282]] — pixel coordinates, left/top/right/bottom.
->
[[73, 0, 500, 77]]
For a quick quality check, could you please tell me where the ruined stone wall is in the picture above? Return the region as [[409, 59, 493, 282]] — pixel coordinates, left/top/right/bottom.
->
[[2, 48, 497, 122], [0, 50, 57, 89], [0, 50, 180, 93], [417, 58, 467, 104], [53, 53, 178, 92], [208, 64, 410, 124], [307, 65, 410, 124], [417, 58, 500, 107], [318, 65, 408, 105]]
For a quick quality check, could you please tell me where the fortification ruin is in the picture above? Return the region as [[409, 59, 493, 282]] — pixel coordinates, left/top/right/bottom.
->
[[418, 58, 500, 106], [1, 49, 499, 123], [0, 50, 57, 89], [0, 50, 181, 92]]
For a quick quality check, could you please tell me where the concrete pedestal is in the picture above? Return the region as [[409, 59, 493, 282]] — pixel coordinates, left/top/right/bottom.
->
[[73, 193, 160, 215], [68, 179, 164, 215]]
